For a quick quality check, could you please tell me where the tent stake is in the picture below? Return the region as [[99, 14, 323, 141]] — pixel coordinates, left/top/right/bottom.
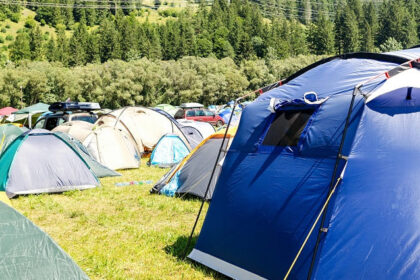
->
[[181, 99, 240, 260], [306, 86, 360, 280]]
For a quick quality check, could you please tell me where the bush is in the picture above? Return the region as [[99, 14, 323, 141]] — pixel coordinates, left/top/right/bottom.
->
[[0, 28, 5, 33], [24, 18, 37, 29], [10, 13, 20, 23], [0, 36, 4, 43], [5, 24, 10, 29], [40, 19, 46, 26], [5, 35, 13, 41]]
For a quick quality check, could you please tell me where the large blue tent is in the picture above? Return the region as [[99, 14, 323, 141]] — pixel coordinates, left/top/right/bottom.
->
[[189, 48, 420, 279]]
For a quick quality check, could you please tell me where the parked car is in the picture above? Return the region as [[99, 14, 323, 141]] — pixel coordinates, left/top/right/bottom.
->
[[174, 108, 225, 127], [33, 102, 100, 130]]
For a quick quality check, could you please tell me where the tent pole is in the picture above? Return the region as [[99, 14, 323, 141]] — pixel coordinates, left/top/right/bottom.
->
[[181, 98, 240, 260], [306, 86, 360, 280]]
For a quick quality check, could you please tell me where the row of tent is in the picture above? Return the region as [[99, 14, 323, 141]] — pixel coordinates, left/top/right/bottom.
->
[[187, 47, 420, 279], [54, 107, 216, 171]]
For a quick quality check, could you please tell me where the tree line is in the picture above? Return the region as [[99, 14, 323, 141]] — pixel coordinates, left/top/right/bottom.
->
[[2, 0, 420, 66], [0, 55, 322, 108]]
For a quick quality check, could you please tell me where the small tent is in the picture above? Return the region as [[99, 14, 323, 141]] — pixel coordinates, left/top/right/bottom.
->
[[149, 134, 190, 168], [0, 124, 27, 155], [151, 129, 235, 200], [0, 129, 99, 198], [189, 49, 420, 280], [10, 103, 50, 128], [0, 107, 17, 116], [155, 104, 181, 117], [53, 121, 94, 143], [84, 126, 140, 170], [0, 201, 89, 278], [54, 131, 120, 178], [178, 119, 215, 149]]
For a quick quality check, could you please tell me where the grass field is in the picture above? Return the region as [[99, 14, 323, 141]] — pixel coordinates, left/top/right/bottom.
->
[[12, 159, 225, 280]]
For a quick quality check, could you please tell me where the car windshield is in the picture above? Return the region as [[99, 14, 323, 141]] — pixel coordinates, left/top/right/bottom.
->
[[205, 110, 214, 116], [34, 118, 45, 129], [186, 110, 195, 117], [72, 115, 98, 123], [45, 117, 65, 130]]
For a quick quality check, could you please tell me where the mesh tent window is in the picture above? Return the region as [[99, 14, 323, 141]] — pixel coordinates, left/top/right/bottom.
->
[[262, 109, 315, 147]]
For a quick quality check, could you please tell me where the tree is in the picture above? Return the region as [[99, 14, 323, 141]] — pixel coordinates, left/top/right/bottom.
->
[[97, 18, 121, 62], [379, 37, 403, 52], [10, 32, 31, 62], [46, 37, 57, 62], [307, 14, 335, 54], [341, 5, 359, 53], [68, 23, 89, 66], [56, 25, 69, 65], [29, 25, 44, 60]]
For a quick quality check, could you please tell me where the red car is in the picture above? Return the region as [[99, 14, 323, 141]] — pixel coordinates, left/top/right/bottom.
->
[[175, 108, 225, 127]]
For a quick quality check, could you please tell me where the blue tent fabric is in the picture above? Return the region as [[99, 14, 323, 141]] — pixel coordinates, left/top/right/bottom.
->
[[189, 49, 420, 280], [149, 134, 190, 168], [313, 91, 420, 279]]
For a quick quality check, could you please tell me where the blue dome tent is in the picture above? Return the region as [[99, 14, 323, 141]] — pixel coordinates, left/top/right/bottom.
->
[[149, 134, 190, 168], [187, 49, 420, 280]]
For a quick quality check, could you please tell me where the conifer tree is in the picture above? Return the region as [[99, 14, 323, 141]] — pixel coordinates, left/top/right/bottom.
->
[[29, 25, 44, 60], [69, 23, 88, 66], [10, 32, 31, 62]]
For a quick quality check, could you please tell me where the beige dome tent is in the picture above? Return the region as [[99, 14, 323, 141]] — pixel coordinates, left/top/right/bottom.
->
[[83, 126, 140, 170], [52, 121, 93, 143], [96, 107, 189, 152]]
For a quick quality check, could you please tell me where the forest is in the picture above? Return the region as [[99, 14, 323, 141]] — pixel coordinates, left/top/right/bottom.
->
[[0, 0, 418, 106]]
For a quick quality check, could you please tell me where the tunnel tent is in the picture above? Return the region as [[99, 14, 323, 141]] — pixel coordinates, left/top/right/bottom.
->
[[52, 121, 94, 143], [0, 129, 99, 198], [0, 124, 27, 155], [151, 128, 236, 200], [0, 201, 89, 279], [188, 49, 420, 280], [54, 131, 120, 178], [149, 134, 190, 168], [83, 125, 140, 170]]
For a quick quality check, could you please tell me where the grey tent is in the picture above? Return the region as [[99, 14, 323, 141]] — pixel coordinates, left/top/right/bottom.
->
[[0, 124, 27, 155], [178, 119, 215, 149], [180, 126, 203, 149], [0, 129, 99, 198], [0, 201, 89, 279], [151, 131, 234, 200], [54, 131, 120, 178]]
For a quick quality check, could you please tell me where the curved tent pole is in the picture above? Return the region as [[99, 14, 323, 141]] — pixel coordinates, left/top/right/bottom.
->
[[181, 90, 260, 260], [304, 85, 360, 280]]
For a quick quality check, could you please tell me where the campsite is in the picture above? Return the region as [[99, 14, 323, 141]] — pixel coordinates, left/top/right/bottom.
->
[[3, 47, 420, 279], [3, 0, 420, 279]]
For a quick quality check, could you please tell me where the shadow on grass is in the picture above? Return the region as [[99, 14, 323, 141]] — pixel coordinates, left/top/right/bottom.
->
[[165, 235, 229, 279]]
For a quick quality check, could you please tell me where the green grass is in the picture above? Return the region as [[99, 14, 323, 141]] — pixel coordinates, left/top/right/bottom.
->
[[12, 159, 225, 280]]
